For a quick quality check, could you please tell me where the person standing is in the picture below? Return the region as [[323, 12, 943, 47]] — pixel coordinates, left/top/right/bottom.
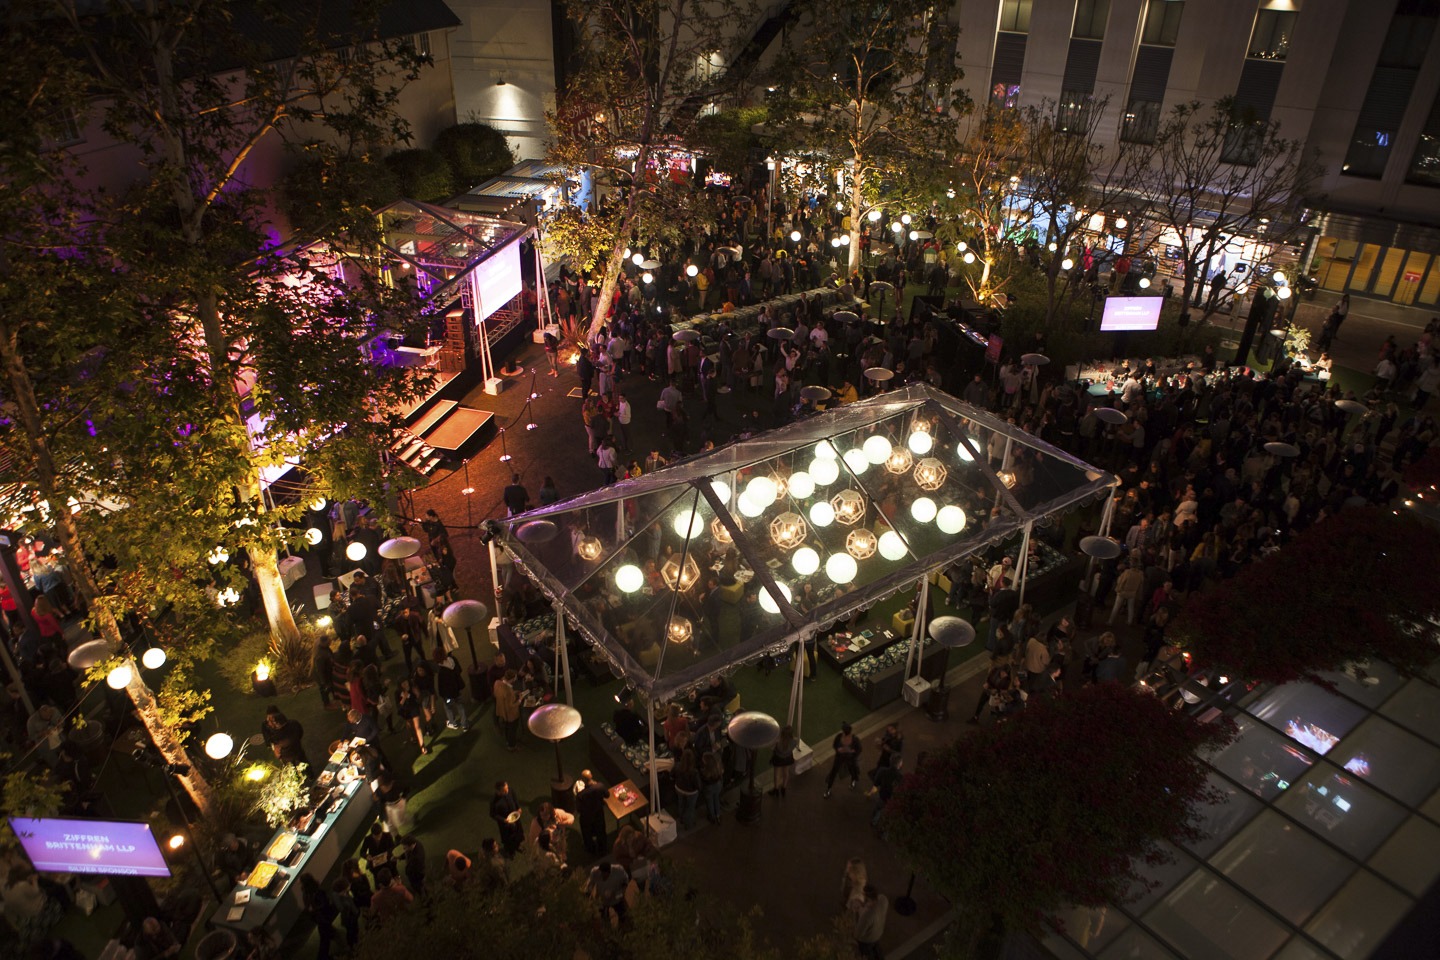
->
[[433, 645, 468, 732], [1109, 561, 1145, 626], [596, 437, 620, 485], [312, 636, 337, 711], [870, 755, 904, 828], [823, 722, 862, 798], [767, 725, 797, 798], [613, 393, 632, 451], [261, 707, 307, 768], [575, 770, 610, 855], [300, 874, 339, 960], [503, 474, 530, 516], [489, 781, 524, 856], [542, 327, 560, 376], [854, 885, 889, 959], [493, 669, 521, 750]]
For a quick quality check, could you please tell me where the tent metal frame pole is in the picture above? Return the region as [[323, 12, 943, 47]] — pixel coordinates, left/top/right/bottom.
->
[[554, 601, 574, 706], [903, 577, 929, 681], [1017, 520, 1034, 605], [1086, 490, 1120, 591], [786, 637, 805, 732], [488, 540, 502, 624], [646, 695, 660, 833]]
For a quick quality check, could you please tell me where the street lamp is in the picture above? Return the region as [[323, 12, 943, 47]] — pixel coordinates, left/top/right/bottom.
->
[[765, 157, 777, 239]]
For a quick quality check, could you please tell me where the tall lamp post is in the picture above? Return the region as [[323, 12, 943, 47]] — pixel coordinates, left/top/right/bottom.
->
[[765, 157, 776, 241]]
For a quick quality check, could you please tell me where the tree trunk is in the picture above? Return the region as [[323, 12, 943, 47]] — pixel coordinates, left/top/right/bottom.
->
[[250, 544, 301, 647], [0, 318, 215, 816], [589, 244, 627, 342], [588, 152, 650, 342], [848, 173, 865, 275]]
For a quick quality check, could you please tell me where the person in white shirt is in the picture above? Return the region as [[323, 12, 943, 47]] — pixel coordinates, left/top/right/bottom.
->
[[614, 394, 632, 451], [810, 322, 828, 348]]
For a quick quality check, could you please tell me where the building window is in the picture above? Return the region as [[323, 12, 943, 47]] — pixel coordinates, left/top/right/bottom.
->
[[990, 83, 1022, 110], [1121, 98, 1161, 143], [998, 0, 1032, 33], [1056, 90, 1094, 132], [1072, 0, 1110, 39], [1141, 0, 1184, 45], [1248, 8, 1297, 60], [412, 32, 433, 58], [1406, 93, 1440, 186], [1221, 121, 1263, 165], [1344, 129, 1395, 179], [1379, 0, 1439, 68]]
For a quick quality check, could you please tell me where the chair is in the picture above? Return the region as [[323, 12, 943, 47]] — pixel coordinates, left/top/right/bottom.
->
[[892, 609, 915, 636]]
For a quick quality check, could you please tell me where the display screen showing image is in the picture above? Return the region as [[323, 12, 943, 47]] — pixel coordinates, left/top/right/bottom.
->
[[1099, 296, 1164, 332], [473, 238, 523, 323], [8, 817, 172, 877]]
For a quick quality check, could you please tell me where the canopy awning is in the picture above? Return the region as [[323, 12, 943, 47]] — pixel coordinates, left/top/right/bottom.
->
[[498, 383, 1116, 700]]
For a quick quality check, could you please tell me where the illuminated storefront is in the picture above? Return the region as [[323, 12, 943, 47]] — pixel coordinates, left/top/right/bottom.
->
[[1306, 212, 1440, 307]]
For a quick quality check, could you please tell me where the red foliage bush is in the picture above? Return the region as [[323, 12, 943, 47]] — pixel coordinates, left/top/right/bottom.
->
[[886, 684, 1234, 934], [1170, 507, 1439, 686]]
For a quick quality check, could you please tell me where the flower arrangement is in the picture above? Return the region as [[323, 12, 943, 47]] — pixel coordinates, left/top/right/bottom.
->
[[251, 762, 310, 828]]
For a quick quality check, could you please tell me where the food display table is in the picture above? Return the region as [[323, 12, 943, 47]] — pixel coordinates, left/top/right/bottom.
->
[[209, 745, 376, 935], [820, 627, 903, 669], [841, 637, 950, 710]]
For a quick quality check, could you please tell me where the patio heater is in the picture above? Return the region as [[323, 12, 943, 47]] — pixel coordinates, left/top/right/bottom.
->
[[923, 617, 975, 721], [727, 711, 780, 825], [441, 599, 490, 676], [528, 703, 583, 812]]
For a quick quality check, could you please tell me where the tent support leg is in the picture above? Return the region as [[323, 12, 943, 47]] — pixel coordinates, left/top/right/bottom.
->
[[646, 695, 660, 831], [555, 601, 573, 706], [904, 577, 928, 681], [1017, 521, 1033, 605]]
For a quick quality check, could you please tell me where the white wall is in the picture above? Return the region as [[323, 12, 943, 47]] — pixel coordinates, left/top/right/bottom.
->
[[447, 0, 557, 162]]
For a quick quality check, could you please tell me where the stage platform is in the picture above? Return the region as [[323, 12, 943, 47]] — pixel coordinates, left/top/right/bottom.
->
[[424, 407, 495, 458]]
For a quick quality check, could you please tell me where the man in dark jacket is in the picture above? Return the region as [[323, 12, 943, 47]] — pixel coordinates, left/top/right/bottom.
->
[[575, 770, 609, 856], [489, 781, 524, 856]]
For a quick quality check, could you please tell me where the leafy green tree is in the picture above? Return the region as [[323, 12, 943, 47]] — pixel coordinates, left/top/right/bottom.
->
[[546, 0, 759, 338], [887, 684, 1233, 953], [768, 0, 967, 273], [691, 105, 768, 177], [385, 147, 458, 202], [280, 143, 401, 238], [434, 121, 517, 188], [50, 0, 433, 651]]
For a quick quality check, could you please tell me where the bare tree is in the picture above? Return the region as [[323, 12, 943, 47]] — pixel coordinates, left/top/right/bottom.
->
[[1131, 99, 1318, 358]]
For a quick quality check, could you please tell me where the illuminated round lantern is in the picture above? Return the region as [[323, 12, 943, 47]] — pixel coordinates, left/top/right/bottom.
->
[[770, 512, 807, 550], [661, 555, 701, 591], [846, 528, 878, 560], [666, 616, 693, 644], [830, 489, 865, 526], [885, 447, 914, 475], [577, 536, 603, 561], [913, 458, 947, 491]]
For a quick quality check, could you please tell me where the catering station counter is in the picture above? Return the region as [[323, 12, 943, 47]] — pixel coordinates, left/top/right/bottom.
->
[[209, 743, 376, 935]]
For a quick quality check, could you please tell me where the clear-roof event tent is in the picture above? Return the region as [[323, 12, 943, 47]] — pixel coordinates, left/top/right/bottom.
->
[[498, 384, 1116, 704]]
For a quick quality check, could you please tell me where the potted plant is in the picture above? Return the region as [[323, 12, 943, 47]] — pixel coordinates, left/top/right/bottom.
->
[[250, 763, 309, 829]]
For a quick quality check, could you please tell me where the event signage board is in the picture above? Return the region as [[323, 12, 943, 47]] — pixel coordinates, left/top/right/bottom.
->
[[472, 237, 524, 323], [8, 817, 172, 877]]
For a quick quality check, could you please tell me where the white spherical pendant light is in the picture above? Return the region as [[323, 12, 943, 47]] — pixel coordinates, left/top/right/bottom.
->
[[842, 448, 868, 476], [809, 501, 835, 527], [614, 564, 645, 593], [787, 471, 815, 500], [936, 505, 967, 535], [758, 581, 792, 614], [792, 547, 820, 576], [825, 553, 858, 584], [911, 497, 937, 523], [908, 430, 934, 455], [745, 476, 778, 509], [673, 509, 705, 539], [814, 440, 838, 460], [809, 457, 840, 486], [862, 435, 892, 465], [738, 493, 766, 518], [878, 530, 908, 561]]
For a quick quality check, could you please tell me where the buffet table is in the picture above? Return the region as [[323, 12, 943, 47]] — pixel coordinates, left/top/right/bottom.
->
[[820, 627, 904, 669], [209, 745, 376, 935]]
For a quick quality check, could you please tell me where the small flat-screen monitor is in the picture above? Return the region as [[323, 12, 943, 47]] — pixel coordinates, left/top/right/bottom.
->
[[8, 817, 172, 877], [1100, 296, 1163, 332]]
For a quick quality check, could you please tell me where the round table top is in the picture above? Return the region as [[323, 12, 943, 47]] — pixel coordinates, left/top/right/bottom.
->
[[928, 616, 976, 648], [727, 710, 781, 750], [527, 703, 583, 741], [516, 520, 559, 544], [799, 385, 832, 402], [378, 536, 422, 560], [864, 367, 895, 382], [1079, 535, 1124, 560], [442, 599, 490, 628]]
